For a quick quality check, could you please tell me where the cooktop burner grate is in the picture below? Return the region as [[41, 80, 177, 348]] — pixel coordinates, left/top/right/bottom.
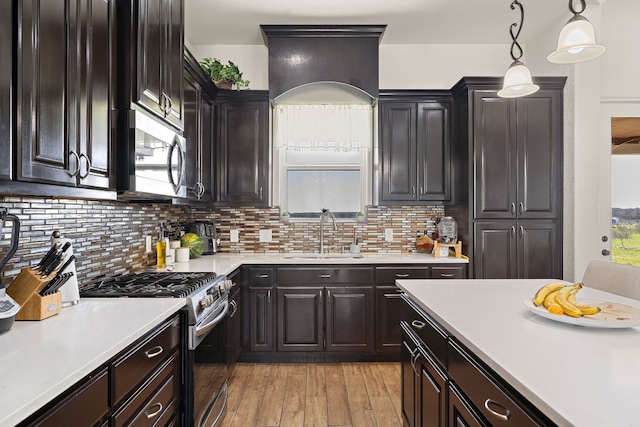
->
[[80, 272, 218, 298]]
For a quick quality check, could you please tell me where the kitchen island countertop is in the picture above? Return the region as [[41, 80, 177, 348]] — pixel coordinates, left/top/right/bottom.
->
[[0, 298, 185, 427], [167, 252, 468, 276], [397, 278, 640, 427]]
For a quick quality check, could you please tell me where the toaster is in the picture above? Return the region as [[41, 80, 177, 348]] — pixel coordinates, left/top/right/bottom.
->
[[185, 221, 220, 255]]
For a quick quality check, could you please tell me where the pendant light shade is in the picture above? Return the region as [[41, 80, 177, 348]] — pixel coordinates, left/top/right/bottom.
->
[[498, 61, 539, 98], [548, 0, 605, 64], [498, 0, 539, 98]]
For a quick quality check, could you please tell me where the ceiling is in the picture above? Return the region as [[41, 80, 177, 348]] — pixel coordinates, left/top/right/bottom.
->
[[185, 0, 572, 46]]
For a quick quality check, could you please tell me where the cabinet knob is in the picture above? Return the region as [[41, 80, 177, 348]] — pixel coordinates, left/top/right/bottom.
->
[[411, 186, 416, 197], [411, 320, 426, 330], [484, 399, 510, 422], [395, 273, 410, 278], [144, 345, 164, 359], [510, 203, 516, 216], [256, 274, 269, 279], [319, 274, 332, 279], [145, 402, 164, 419]]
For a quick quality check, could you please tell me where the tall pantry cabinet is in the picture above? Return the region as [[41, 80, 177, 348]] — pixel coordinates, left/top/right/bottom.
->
[[451, 77, 566, 279]]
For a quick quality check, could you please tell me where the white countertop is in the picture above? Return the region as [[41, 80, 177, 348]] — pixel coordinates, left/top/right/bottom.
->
[[0, 298, 185, 427], [397, 279, 640, 427], [167, 252, 468, 276]]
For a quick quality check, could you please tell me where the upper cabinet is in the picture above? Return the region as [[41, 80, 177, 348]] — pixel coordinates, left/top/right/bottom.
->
[[0, 0, 12, 181], [215, 91, 270, 206], [117, 0, 184, 130], [15, 0, 114, 190], [182, 49, 217, 203], [473, 90, 563, 220], [379, 91, 452, 205]]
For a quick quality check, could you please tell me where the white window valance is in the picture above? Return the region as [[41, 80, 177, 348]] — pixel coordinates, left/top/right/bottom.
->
[[274, 104, 372, 152]]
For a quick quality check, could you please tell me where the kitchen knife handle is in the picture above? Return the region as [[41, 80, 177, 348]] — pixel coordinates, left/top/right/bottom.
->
[[144, 345, 164, 359]]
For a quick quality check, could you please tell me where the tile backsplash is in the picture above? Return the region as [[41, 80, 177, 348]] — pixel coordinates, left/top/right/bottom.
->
[[0, 196, 444, 285]]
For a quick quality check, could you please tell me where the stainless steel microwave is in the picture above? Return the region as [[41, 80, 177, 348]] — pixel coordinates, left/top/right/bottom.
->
[[117, 109, 186, 199]]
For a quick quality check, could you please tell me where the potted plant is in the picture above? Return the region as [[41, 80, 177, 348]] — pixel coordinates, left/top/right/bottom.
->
[[281, 211, 290, 223], [199, 57, 250, 90]]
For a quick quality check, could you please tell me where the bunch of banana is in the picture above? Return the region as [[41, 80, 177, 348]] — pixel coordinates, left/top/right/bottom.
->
[[533, 282, 601, 317]]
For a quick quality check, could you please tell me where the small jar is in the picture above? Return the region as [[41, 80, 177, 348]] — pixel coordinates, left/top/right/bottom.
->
[[438, 217, 458, 244]]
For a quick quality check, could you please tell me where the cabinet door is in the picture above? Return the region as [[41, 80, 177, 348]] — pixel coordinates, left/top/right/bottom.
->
[[228, 289, 242, 371], [325, 286, 374, 352], [277, 287, 323, 352], [380, 102, 418, 202], [135, 0, 164, 119], [78, 0, 113, 189], [518, 221, 562, 279], [249, 287, 274, 352], [516, 90, 563, 219], [417, 350, 447, 427], [473, 221, 517, 279], [401, 330, 418, 427], [0, 0, 12, 180], [417, 102, 451, 202], [473, 92, 517, 219], [200, 96, 214, 202], [183, 68, 203, 199], [17, 0, 78, 185], [218, 100, 269, 205], [375, 286, 403, 352], [163, 0, 183, 128], [448, 384, 488, 427]]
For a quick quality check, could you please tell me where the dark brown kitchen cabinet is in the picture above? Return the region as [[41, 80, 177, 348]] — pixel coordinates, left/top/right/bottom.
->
[[0, 0, 12, 181], [448, 384, 486, 427], [379, 92, 452, 204], [117, 0, 184, 129], [450, 77, 565, 279], [18, 312, 184, 427], [248, 286, 275, 352], [182, 48, 216, 202], [228, 287, 242, 372], [473, 90, 563, 220], [216, 90, 269, 205], [473, 220, 561, 279], [16, 0, 114, 189], [326, 286, 375, 352], [277, 287, 324, 352]]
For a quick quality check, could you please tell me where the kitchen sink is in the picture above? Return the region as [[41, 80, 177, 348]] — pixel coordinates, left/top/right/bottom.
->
[[283, 253, 364, 260]]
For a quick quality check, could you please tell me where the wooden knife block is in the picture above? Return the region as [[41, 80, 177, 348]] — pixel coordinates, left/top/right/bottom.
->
[[6, 268, 62, 320]]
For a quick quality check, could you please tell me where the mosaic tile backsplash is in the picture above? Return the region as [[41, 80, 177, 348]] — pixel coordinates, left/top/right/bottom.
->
[[0, 196, 444, 285]]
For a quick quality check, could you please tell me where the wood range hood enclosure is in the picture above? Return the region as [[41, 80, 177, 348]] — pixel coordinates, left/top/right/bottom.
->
[[260, 25, 386, 100]]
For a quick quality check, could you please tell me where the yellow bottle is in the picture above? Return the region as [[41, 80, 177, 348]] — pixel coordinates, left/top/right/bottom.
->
[[156, 240, 166, 268]]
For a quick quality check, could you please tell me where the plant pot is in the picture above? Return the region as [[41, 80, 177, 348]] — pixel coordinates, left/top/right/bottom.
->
[[216, 79, 233, 90]]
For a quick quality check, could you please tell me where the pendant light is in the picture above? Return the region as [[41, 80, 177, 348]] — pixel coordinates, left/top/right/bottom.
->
[[498, 0, 539, 98], [548, 0, 605, 64]]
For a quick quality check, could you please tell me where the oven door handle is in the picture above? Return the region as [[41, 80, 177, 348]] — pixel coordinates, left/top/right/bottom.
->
[[195, 300, 229, 337]]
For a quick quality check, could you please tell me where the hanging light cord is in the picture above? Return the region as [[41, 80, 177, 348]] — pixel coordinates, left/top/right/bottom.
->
[[508, 0, 524, 62], [569, 0, 587, 16]]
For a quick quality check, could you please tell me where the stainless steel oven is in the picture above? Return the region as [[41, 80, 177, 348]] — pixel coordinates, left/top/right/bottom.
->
[[80, 271, 235, 427]]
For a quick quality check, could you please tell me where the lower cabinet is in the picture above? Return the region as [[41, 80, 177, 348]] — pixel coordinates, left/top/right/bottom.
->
[[18, 312, 184, 427], [277, 287, 324, 352], [228, 286, 242, 372], [248, 286, 275, 352], [401, 295, 554, 427], [325, 286, 374, 352]]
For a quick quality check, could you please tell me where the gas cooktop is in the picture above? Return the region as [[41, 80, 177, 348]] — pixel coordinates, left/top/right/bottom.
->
[[80, 271, 218, 298]]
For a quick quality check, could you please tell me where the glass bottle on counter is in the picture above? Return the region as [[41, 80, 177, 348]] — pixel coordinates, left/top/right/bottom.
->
[[437, 216, 458, 244], [156, 226, 167, 268]]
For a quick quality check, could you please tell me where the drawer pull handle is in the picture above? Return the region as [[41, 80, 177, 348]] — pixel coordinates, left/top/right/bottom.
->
[[395, 273, 410, 278], [484, 399, 510, 422], [411, 320, 426, 330], [257, 274, 269, 279], [440, 273, 455, 278], [146, 402, 164, 419], [319, 274, 332, 278], [144, 345, 164, 359]]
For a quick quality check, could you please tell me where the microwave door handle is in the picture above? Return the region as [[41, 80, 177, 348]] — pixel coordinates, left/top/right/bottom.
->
[[167, 136, 185, 193]]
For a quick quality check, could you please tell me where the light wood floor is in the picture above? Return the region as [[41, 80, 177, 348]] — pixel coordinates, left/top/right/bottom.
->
[[218, 362, 402, 427]]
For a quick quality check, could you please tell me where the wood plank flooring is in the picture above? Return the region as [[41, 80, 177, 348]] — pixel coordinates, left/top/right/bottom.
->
[[218, 362, 402, 427]]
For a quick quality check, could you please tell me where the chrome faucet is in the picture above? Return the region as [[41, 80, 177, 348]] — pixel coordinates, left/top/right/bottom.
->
[[319, 208, 338, 254]]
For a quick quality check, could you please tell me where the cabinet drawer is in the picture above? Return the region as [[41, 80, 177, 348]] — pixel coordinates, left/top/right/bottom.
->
[[276, 267, 373, 285], [448, 340, 545, 427], [112, 314, 181, 405], [401, 295, 448, 368], [29, 368, 109, 427], [112, 352, 180, 427], [375, 266, 430, 284], [249, 267, 274, 285], [431, 265, 466, 279]]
